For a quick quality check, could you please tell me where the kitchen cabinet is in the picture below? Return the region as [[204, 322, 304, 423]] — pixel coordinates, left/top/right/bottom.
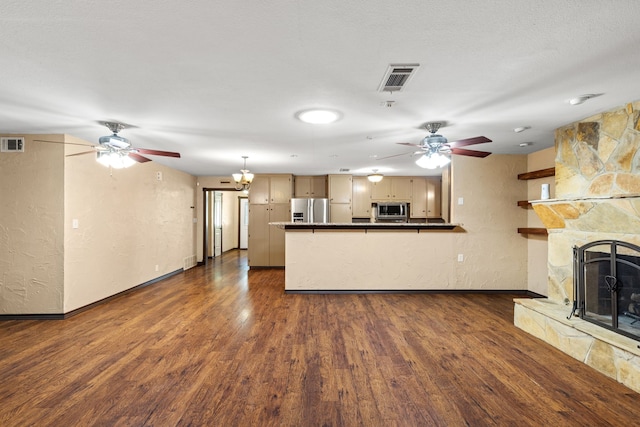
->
[[294, 175, 327, 198], [426, 177, 442, 218], [248, 174, 293, 204], [328, 174, 352, 204], [328, 174, 352, 222], [248, 203, 290, 266], [371, 177, 412, 201], [352, 176, 372, 218], [410, 178, 427, 218], [330, 203, 352, 223]]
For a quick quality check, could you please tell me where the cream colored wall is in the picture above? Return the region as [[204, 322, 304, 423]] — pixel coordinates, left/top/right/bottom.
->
[[450, 154, 528, 289], [0, 135, 65, 313], [525, 147, 555, 296], [63, 136, 197, 311], [1, 133, 197, 314], [222, 191, 240, 252]]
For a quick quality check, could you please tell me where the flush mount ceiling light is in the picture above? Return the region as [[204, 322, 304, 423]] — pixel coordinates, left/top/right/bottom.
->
[[296, 109, 342, 124], [367, 169, 384, 183], [415, 151, 451, 169], [232, 156, 254, 192]]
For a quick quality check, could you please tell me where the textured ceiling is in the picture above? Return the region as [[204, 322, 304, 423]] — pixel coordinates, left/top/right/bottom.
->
[[2, 0, 640, 177]]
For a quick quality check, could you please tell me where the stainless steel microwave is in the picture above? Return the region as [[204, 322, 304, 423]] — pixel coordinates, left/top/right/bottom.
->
[[376, 202, 408, 220]]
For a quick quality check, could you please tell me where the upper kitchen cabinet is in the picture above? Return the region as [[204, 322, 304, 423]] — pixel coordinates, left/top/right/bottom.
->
[[371, 177, 412, 201], [410, 178, 427, 218], [294, 175, 327, 198], [352, 176, 372, 218], [426, 176, 442, 218], [328, 174, 352, 204], [249, 174, 293, 204]]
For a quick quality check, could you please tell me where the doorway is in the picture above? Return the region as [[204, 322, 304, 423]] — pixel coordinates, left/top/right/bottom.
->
[[203, 188, 246, 264], [239, 198, 249, 249]]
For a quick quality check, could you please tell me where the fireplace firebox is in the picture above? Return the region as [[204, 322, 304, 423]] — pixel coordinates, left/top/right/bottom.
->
[[573, 240, 640, 342]]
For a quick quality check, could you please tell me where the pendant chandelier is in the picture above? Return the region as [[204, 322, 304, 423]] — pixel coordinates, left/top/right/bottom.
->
[[232, 156, 254, 191]]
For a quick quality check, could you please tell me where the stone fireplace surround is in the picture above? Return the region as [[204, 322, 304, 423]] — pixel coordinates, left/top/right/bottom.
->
[[514, 101, 640, 393]]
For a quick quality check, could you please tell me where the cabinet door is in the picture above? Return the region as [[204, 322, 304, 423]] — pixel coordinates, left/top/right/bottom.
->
[[391, 177, 413, 200], [328, 175, 352, 204], [294, 176, 311, 197], [310, 175, 327, 198], [352, 176, 372, 217], [426, 177, 442, 218], [330, 203, 352, 223], [248, 204, 270, 266], [270, 176, 292, 204], [371, 179, 391, 200], [268, 203, 289, 266], [248, 176, 270, 204], [410, 178, 427, 218]]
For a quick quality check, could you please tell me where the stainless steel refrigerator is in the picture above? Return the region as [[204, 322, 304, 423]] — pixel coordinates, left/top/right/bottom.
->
[[291, 198, 330, 223]]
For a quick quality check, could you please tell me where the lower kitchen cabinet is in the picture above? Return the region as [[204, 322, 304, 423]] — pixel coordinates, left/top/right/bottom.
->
[[248, 203, 289, 267]]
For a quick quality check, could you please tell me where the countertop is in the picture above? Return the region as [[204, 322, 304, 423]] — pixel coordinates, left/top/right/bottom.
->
[[269, 222, 463, 231]]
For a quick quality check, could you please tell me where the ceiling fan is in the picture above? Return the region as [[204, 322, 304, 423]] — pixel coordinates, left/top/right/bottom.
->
[[379, 122, 492, 169], [48, 122, 181, 169]]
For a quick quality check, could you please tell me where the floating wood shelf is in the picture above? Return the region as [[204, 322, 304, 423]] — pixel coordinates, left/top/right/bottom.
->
[[517, 167, 555, 180], [517, 227, 548, 235], [517, 200, 531, 208]]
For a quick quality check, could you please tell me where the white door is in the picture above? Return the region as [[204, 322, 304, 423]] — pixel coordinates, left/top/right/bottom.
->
[[239, 198, 249, 249], [214, 191, 223, 257]]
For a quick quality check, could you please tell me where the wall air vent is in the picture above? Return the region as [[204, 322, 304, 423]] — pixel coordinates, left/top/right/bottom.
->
[[378, 64, 420, 93], [1, 137, 25, 152]]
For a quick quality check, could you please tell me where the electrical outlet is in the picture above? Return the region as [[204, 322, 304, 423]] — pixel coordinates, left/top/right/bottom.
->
[[458, 197, 464, 205], [457, 254, 464, 262], [155, 265, 159, 272], [156, 171, 163, 181]]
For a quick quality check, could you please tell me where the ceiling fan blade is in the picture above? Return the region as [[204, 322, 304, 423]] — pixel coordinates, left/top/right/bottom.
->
[[135, 148, 181, 158], [449, 136, 491, 148], [128, 152, 152, 163], [34, 139, 95, 147], [397, 142, 424, 148], [450, 147, 492, 158], [66, 150, 97, 157], [377, 150, 423, 160]]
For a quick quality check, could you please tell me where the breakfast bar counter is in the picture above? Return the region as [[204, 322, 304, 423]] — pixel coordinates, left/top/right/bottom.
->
[[270, 222, 466, 292]]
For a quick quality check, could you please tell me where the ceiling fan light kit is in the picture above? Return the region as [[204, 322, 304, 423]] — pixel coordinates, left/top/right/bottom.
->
[[415, 152, 451, 169], [96, 150, 136, 169], [233, 156, 254, 191]]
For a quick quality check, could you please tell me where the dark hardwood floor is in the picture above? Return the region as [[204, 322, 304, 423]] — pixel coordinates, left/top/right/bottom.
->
[[0, 250, 638, 426]]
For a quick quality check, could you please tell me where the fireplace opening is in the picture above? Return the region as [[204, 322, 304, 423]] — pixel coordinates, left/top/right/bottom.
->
[[573, 240, 640, 342]]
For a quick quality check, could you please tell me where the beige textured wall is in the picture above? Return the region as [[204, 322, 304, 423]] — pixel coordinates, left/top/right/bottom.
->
[[63, 137, 197, 312], [0, 135, 65, 313], [222, 191, 241, 252], [1, 133, 197, 314], [526, 147, 555, 296], [451, 154, 528, 289]]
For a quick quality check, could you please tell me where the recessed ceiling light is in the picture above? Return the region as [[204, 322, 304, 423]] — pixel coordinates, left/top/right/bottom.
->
[[296, 109, 342, 124], [514, 126, 531, 133]]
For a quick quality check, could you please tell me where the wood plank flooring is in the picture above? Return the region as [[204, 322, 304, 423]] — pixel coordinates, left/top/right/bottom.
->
[[1, 250, 638, 426]]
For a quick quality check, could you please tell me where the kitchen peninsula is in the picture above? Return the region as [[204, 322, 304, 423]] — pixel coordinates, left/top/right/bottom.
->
[[271, 222, 465, 292]]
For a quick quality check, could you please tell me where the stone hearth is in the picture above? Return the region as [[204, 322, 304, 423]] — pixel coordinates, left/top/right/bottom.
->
[[514, 101, 640, 393]]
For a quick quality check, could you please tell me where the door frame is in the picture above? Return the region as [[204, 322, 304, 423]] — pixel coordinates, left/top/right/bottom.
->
[[202, 188, 243, 266]]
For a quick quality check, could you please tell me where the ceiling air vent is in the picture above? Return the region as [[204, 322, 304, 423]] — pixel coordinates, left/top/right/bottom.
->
[[378, 64, 420, 93], [1, 137, 25, 152]]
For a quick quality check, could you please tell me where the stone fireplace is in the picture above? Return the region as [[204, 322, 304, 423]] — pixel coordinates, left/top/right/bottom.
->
[[514, 101, 640, 393]]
